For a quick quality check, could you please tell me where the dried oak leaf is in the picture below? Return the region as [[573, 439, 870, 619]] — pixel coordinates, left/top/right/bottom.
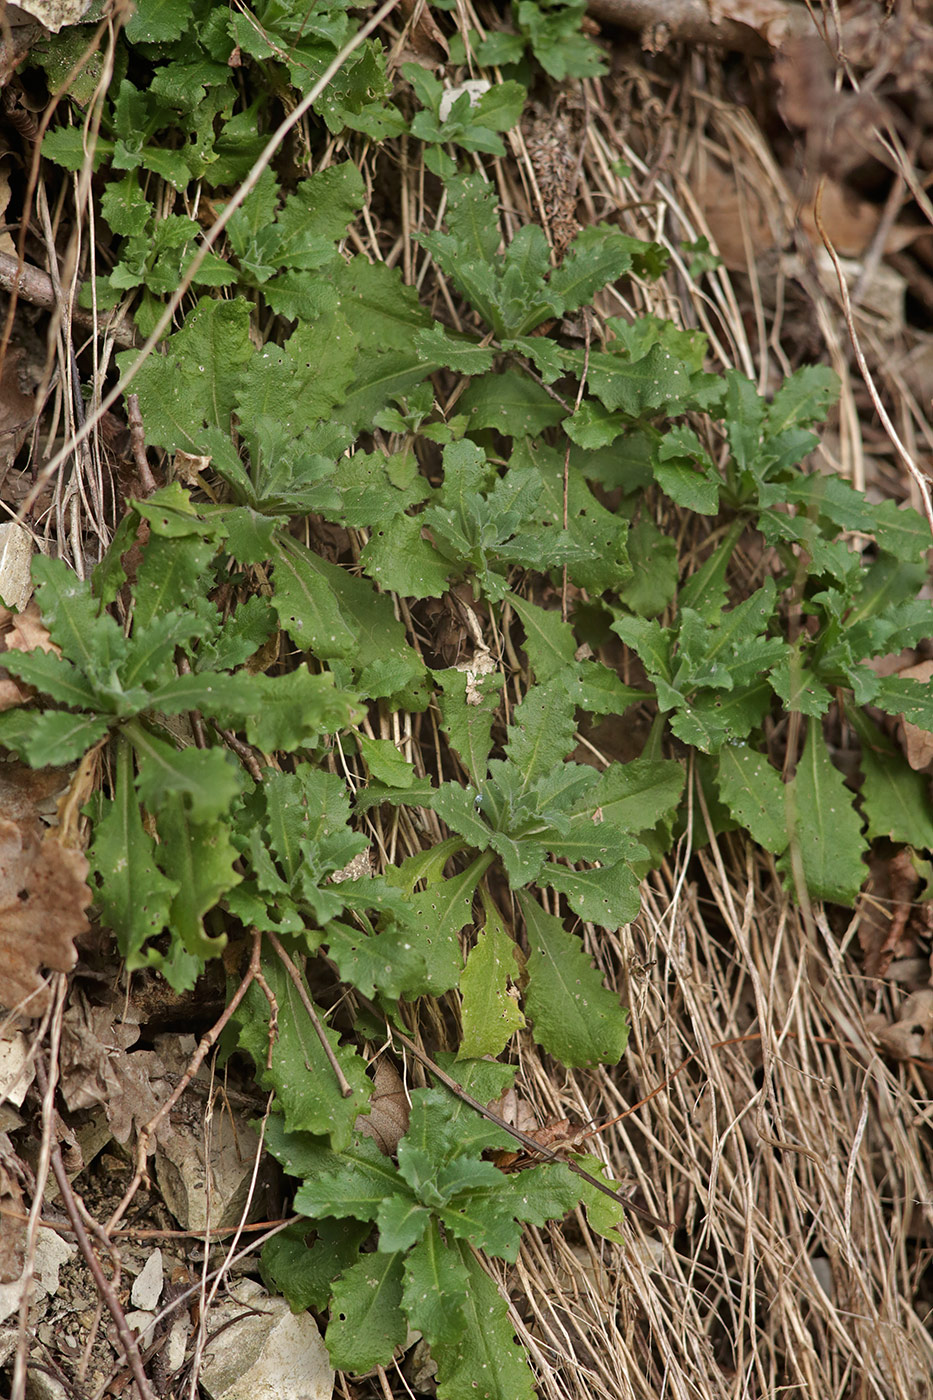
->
[[859, 849, 924, 981], [355, 1056, 410, 1154], [0, 818, 90, 1016], [59, 993, 175, 1146], [0, 598, 58, 713], [0, 1160, 26, 1283], [875, 990, 933, 1063]]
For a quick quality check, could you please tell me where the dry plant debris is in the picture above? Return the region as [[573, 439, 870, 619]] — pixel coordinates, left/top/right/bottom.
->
[[0, 1, 932, 1399]]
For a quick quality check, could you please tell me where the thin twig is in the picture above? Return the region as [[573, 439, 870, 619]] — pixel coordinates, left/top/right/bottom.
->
[[11, 977, 66, 1400], [361, 998, 672, 1231], [107, 931, 271, 1231], [34, 1059, 156, 1400], [126, 393, 159, 495], [813, 177, 933, 534], [209, 721, 266, 782], [17, 0, 404, 524], [265, 931, 355, 1098], [0, 250, 137, 349]]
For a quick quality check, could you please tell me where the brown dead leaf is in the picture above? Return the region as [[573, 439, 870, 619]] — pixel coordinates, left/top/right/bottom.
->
[[356, 1056, 410, 1154], [398, 0, 448, 60], [4, 598, 56, 656], [0, 347, 37, 482], [895, 661, 933, 771], [0, 762, 68, 823], [797, 177, 921, 260], [859, 850, 929, 981], [58, 992, 184, 1147], [875, 990, 933, 1062], [0, 818, 90, 1016], [0, 597, 59, 712], [0, 1159, 25, 1283], [697, 159, 784, 271]]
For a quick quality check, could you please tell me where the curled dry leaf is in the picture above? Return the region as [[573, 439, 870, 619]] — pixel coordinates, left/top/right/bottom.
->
[[173, 450, 212, 486], [399, 0, 449, 60], [0, 817, 90, 1017], [875, 990, 933, 1063], [859, 849, 933, 984], [355, 1055, 410, 1154], [896, 661, 933, 771]]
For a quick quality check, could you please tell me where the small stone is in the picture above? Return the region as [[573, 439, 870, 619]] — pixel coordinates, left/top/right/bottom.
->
[[199, 1281, 333, 1400], [131, 1249, 163, 1310]]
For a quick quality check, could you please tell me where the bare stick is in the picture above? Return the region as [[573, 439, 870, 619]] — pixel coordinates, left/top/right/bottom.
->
[[585, 0, 816, 54], [0, 250, 137, 348], [34, 1059, 156, 1400], [11, 978, 65, 1400], [107, 931, 271, 1231], [265, 931, 355, 1098], [359, 997, 672, 1231], [126, 393, 159, 495], [209, 721, 266, 783]]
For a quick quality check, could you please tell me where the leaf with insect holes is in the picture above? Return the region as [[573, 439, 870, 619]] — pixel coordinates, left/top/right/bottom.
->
[[503, 674, 578, 794], [715, 744, 788, 854], [262, 1219, 370, 1315], [587, 342, 696, 418], [393, 853, 495, 995], [325, 1251, 407, 1373], [542, 855, 642, 927], [779, 722, 867, 904], [118, 298, 253, 453], [520, 892, 629, 1067], [323, 918, 437, 1001], [433, 667, 503, 786], [407, 1231, 536, 1400], [361, 511, 451, 599], [459, 891, 525, 1059], [872, 676, 933, 730]]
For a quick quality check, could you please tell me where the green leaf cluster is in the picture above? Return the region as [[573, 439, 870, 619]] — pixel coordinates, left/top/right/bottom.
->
[[258, 1058, 628, 1398], [18, 0, 933, 1388]]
